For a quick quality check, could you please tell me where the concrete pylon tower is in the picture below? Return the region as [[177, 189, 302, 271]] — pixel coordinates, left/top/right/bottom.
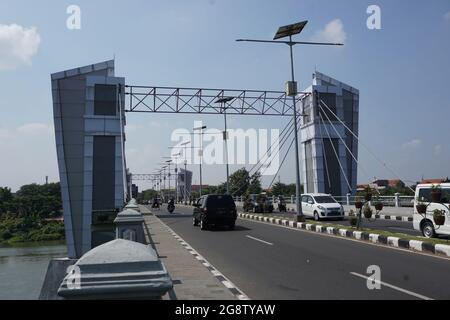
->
[[51, 60, 126, 258], [299, 71, 359, 197]]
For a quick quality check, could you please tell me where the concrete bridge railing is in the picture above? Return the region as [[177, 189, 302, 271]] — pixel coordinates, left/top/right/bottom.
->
[[233, 194, 414, 208]]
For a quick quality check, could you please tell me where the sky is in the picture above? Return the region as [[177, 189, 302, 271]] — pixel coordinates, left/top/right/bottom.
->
[[0, 0, 449, 191]]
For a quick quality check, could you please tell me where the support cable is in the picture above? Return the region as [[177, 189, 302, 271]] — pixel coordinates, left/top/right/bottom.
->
[[317, 113, 332, 191], [318, 102, 372, 184], [231, 115, 300, 196], [247, 116, 295, 175], [318, 112, 353, 193], [319, 99, 415, 193], [267, 134, 297, 190]]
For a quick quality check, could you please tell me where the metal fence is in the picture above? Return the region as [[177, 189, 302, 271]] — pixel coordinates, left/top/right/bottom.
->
[[233, 194, 415, 208]]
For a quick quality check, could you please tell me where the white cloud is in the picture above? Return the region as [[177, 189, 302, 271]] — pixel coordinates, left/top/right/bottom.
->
[[311, 19, 347, 44], [402, 139, 421, 149], [434, 144, 442, 156], [17, 123, 53, 135], [0, 24, 41, 71], [0, 123, 57, 191]]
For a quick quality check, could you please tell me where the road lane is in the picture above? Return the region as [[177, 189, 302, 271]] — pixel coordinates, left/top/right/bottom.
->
[[153, 205, 450, 300], [238, 209, 420, 236]]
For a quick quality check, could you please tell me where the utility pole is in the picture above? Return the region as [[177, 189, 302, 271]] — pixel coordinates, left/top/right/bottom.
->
[[236, 20, 343, 221], [193, 125, 207, 197], [215, 97, 235, 194], [184, 160, 187, 205]]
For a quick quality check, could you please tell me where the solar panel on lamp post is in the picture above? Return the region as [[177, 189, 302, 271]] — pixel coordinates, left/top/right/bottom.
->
[[215, 97, 235, 194], [236, 20, 343, 222]]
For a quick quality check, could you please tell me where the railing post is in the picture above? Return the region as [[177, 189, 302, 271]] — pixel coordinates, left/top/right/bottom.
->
[[394, 193, 400, 207], [346, 193, 351, 206]]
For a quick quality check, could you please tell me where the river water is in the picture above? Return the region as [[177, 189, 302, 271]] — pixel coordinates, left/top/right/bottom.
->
[[0, 242, 67, 300]]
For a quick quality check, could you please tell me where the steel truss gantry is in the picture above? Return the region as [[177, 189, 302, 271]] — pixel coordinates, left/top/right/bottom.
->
[[131, 174, 178, 181], [124, 85, 309, 116]]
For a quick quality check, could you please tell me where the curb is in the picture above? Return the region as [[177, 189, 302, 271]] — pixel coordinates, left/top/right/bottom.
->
[[238, 213, 450, 259], [155, 215, 249, 300], [372, 214, 412, 222]]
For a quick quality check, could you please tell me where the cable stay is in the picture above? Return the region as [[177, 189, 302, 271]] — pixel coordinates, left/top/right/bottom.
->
[[319, 99, 415, 193], [317, 111, 332, 191], [318, 112, 353, 193], [231, 115, 301, 196], [266, 134, 297, 191], [318, 102, 372, 184]]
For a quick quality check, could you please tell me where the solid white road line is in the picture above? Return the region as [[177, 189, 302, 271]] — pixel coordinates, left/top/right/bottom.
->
[[350, 272, 433, 300], [246, 235, 274, 246]]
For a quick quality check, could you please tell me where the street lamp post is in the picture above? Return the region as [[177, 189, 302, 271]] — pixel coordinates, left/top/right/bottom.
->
[[162, 166, 167, 202], [166, 160, 172, 200], [236, 20, 343, 221], [180, 141, 190, 204], [215, 97, 235, 194], [193, 125, 207, 197], [184, 160, 188, 205], [164, 153, 181, 203]]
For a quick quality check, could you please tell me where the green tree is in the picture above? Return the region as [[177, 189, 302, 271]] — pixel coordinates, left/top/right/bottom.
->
[[14, 183, 61, 218], [229, 168, 250, 196], [247, 172, 262, 195], [141, 189, 158, 202], [271, 182, 299, 196], [0, 187, 13, 215], [216, 183, 227, 195]]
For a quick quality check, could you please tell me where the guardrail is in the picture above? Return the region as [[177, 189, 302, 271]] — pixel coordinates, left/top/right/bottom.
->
[[233, 194, 414, 208]]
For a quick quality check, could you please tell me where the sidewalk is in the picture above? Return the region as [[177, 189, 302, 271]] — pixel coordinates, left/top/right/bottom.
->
[[139, 205, 237, 300]]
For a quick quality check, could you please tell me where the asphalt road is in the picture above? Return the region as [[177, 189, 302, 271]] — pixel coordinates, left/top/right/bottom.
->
[[151, 205, 450, 300]]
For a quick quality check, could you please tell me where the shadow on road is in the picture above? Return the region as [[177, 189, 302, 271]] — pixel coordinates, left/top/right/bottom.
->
[[156, 213, 192, 218]]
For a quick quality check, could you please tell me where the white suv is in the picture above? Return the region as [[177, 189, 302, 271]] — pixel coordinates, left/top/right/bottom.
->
[[413, 183, 450, 238], [301, 193, 345, 221]]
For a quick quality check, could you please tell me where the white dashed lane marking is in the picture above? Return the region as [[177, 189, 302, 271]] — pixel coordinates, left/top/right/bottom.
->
[[246, 235, 274, 246]]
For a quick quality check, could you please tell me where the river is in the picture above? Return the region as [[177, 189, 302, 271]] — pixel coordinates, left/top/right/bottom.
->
[[0, 242, 67, 300]]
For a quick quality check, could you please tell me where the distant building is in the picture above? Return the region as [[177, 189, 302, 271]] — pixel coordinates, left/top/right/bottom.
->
[[372, 179, 405, 188], [420, 178, 450, 184], [177, 169, 192, 199], [300, 71, 359, 197]]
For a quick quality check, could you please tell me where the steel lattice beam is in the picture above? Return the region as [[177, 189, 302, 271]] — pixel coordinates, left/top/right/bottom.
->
[[124, 85, 309, 116], [131, 174, 178, 181]]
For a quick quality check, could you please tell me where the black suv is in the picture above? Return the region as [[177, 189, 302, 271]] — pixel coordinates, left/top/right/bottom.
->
[[193, 194, 237, 230]]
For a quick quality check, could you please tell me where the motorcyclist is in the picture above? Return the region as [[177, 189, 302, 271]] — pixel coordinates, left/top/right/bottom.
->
[[168, 197, 175, 213], [152, 197, 160, 209], [278, 195, 286, 212]]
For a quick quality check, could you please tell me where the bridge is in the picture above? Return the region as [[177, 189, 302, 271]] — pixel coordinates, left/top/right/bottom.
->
[[41, 59, 450, 301]]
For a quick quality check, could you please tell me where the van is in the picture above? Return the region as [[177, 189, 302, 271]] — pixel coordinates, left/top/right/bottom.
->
[[413, 183, 450, 238], [193, 194, 237, 230]]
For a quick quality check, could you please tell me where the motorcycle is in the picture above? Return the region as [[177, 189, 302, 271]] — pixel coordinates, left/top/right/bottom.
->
[[277, 197, 287, 212], [167, 201, 175, 214], [151, 199, 160, 210], [278, 202, 287, 212]]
